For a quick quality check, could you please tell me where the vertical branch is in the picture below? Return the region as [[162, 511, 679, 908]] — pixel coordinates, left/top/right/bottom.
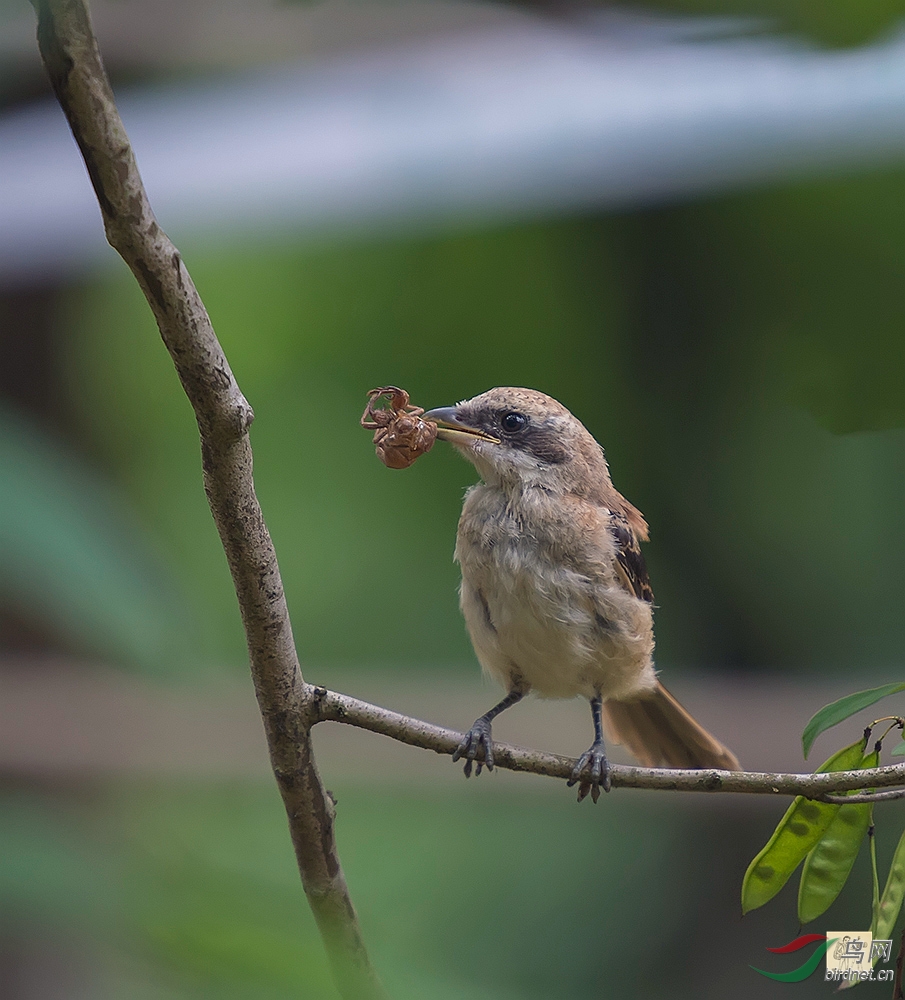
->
[[30, 2, 387, 996]]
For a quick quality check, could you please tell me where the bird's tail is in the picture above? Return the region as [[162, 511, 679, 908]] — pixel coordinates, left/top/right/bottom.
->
[[602, 681, 739, 770]]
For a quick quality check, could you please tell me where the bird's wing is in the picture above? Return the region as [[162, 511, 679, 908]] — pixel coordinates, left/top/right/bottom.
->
[[608, 511, 654, 603]]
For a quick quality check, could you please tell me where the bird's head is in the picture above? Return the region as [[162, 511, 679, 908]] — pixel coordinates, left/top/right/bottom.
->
[[424, 387, 611, 497]]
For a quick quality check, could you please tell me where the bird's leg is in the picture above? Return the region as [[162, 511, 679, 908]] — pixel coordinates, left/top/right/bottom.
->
[[453, 689, 524, 777], [567, 695, 611, 802]]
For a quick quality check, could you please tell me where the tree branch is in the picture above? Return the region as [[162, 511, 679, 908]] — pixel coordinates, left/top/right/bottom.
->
[[30, 3, 386, 997], [312, 686, 905, 800]]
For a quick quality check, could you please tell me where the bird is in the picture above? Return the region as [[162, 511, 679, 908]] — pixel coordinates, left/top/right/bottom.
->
[[423, 387, 739, 802]]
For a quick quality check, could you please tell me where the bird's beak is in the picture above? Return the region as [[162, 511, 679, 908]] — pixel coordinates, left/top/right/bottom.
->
[[423, 406, 500, 445]]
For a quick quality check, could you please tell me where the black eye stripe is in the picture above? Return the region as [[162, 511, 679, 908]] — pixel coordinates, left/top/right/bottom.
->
[[521, 428, 569, 464]]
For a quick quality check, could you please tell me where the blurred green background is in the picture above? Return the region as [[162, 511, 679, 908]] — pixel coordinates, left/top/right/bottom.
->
[[5, 1, 905, 997], [62, 181, 905, 674]]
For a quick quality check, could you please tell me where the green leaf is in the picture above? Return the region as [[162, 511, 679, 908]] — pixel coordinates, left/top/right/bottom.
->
[[802, 683, 905, 758], [892, 741, 905, 757]]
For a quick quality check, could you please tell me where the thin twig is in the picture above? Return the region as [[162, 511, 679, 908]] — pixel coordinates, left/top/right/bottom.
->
[[823, 789, 905, 805], [30, 2, 387, 997], [312, 686, 905, 798]]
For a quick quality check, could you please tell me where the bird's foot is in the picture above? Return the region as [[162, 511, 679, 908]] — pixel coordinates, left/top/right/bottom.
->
[[567, 741, 611, 803], [452, 716, 494, 777]]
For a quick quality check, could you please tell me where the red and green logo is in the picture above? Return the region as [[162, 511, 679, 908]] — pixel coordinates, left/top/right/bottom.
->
[[750, 934, 830, 982]]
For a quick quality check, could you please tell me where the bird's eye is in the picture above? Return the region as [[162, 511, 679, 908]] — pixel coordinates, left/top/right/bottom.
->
[[500, 411, 528, 433]]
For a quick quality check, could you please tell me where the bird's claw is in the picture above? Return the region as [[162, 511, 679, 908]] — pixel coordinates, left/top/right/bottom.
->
[[452, 717, 494, 777], [566, 742, 611, 803]]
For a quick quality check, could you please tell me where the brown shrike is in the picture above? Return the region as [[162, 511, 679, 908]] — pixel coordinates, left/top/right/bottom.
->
[[423, 387, 739, 802]]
